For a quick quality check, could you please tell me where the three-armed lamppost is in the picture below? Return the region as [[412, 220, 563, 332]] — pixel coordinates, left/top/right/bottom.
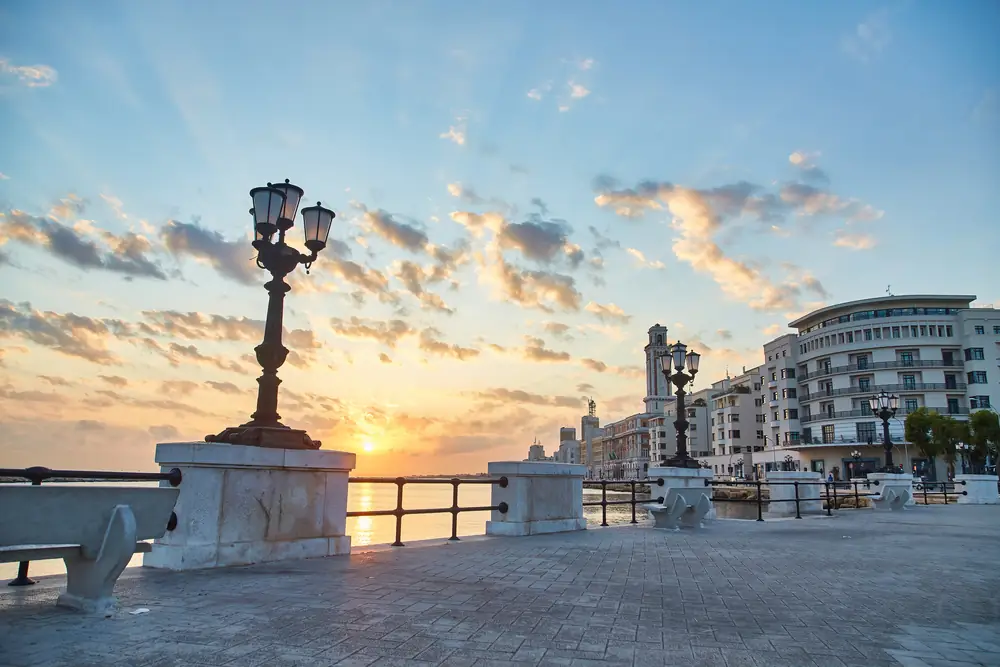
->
[[867, 390, 899, 472], [660, 341, 701, 468], [206, 180, 336, 450], [851, 449, 862, 478], [956, 442, 970, 475]]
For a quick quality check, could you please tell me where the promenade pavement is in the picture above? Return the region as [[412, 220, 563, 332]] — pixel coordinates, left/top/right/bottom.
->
[[1, 505, 998, 667]]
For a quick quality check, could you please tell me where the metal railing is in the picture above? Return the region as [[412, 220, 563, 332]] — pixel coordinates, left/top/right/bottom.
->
[[800, 382, 966, 403], [707, 479, 883, 521], [801, 406, 969, 424], [346, 476, 508, 546], [1, 466, 183, 587], [798, 359, 964, 381], [912, 480, 967, 505], [582, 478, 665, 526]]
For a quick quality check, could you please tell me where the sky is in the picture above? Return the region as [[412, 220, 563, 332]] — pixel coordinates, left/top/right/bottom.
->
[[1, 1, 998, 475]]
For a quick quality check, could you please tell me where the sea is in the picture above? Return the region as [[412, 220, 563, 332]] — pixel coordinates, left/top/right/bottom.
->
[[0, 481, 649, 580]]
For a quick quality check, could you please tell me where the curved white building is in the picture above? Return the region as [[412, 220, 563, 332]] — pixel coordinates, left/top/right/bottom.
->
[[768, 294, 999, 480]]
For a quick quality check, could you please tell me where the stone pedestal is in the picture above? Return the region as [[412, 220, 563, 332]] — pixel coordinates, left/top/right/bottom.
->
[[144, 442, 355, 570], [867, 472, 915, 509], [955, 474, 1000, 505], [767, 471, 823, 517], [485, 462, 587, 536], [647, 466, 715, 523]]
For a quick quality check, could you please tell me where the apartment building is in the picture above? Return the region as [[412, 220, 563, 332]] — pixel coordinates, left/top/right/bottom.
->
[[778, 295, 999, 480]]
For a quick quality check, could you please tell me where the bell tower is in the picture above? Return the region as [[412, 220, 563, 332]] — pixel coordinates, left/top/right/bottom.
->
[[643, 323, 670, 413]]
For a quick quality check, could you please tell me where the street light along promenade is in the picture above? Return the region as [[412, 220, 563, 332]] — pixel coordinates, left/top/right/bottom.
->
[[660, 341, 702, 469], [206, 180, 336, 451]]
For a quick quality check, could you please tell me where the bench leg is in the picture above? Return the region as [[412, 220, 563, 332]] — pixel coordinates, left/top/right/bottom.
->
[[58, 505, 136, 614]]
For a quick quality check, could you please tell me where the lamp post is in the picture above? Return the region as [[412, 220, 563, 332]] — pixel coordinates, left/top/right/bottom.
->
[[206, 180, 336, 450], [783, 454, 794, 472], [851, 449, 862, 478], [867, 390, 899, 472], [956, 442, 970, 475], [660, 342, 701, 468]]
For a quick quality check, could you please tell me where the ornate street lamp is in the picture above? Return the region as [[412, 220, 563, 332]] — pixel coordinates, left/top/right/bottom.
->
[[660, 341, 701, 468], [851, 449, 862, 478], [207, 180, 336, 450], [866, 390, 899, 472]]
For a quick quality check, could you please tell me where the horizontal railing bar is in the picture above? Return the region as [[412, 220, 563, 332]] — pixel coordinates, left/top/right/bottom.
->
[[582, 479, 664, 485], [347, 505, 501, 518], [583, 499, 656, 507], [348, 477, 506, 484], [0, 467, 182, 487]]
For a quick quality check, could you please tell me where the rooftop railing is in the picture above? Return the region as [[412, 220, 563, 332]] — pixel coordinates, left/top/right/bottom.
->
[[346, 476, 508, 546]]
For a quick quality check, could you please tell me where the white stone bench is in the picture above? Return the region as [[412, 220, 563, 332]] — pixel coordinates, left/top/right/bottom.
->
[[871, 485, 910, 511], [647, 487, 712, 530], [0, 486, 179, 613]]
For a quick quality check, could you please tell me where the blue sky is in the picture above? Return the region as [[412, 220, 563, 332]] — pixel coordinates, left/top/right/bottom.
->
[[1, 1, 998, 474]]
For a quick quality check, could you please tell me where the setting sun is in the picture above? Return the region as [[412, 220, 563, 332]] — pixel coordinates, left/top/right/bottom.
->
[[362, 441, 375, 453]]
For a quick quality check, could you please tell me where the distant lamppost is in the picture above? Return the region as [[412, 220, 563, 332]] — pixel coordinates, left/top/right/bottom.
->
[[956, 442, 970, 475], [867, 390, 899, 472], [783, 454, 794, 472], [851, 449, 862, 478], [206, 180, 336, 450], [661, 342, 701, 468]]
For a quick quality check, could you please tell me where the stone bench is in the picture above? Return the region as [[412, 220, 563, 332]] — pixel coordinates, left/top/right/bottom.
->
[[647, 487, 712, 530], [0, 486, 179, 613], [872, 485, 910, 511]]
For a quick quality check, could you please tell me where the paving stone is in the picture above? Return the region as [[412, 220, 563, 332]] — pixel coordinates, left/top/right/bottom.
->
[[1, 506, 999, 667]]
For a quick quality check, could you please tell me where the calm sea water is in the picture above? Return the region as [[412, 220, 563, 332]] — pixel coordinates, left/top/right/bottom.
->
[[1, 482, 647, 580]]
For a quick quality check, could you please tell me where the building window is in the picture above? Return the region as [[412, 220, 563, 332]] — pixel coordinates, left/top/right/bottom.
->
[[856, 422, 877, 443], [901, 375, 916, 390], [756, 430, 764, 440], [857, 355, 869, 369], [945, 374, 958, 389], [899, 351, 914, 366], [975, 325, 985, 334], [859, 378, 871, 391], [971, 396, 992, 409], [689, 424, 697, 432], [773, 411, 779, 421], [945, 325, 953, 337], [947, 398, 960, 415], [771, 372, 777, 381], [965, 348, 985, 361], [782, 388, 797, 399], [968, 371, 988, 384], [904, 398, 918, 412], [771, 391, 778, 401], [864, 329, 873, 341], [891, 326, 901, 338], [784, 408, 799, 420], [729, 430, 741, 439], [919, 325, 927, 336], [786, 432, 800, 444], [822, 425, 835, 444], [802, 427, 812, 444], [994, 326, 1000, 335]]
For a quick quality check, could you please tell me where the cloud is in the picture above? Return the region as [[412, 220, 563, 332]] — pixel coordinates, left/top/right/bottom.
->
[[788, 151, 829, 183], [98, 375, 128, 388], [205, 380, 242, 394], [716, 329, 733, 340], [585, 301, 630, 324], [473, 388, 581, 409], [100, 194, 129, 221], [594, 178, 855, 312], [0, 57, 57, 87], [149, 424, 180, 440], [577, 383, 595, 393], [842, 10, 891, 62], [39, 375, 71, 386], [498, 217, 574, 264], [439, 116, 467, 145], [140, 310, 262, 341], [526, 82, 552, 101], [160, 220, 256, 284], [145, 340, 247, 374], [763, 323, 786, 337], [447, 182, 485, 205], [580, 358, 644, 378], [378, 352, 392, 364], [330, 316, 414, 347], [543, 321, 573, 340], [418, 328, 479, 360], [521, 336, 570, 363], [0, 299, 127, 364], [779, 183, 882, 222], [0, 207, 167, 280], [0, 173, 9, 180], [360, 207, 429, 253], [569, 83, 590, 99], [833, 231, 876, 250], [391, 260, 453, 313], [625, 247, 665, 270]]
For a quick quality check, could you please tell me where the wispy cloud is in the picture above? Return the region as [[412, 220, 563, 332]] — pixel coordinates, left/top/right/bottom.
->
[[833, 231, 876, 250], [439, 116, 467, 146], [842, 10, 891, 62], [0, 57, 58, 87]]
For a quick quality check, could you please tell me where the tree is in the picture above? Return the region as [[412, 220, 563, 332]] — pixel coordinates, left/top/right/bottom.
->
[[968, 410, 1000, 472], [930, 416, 966, 478], [904, 407, 940, 462]]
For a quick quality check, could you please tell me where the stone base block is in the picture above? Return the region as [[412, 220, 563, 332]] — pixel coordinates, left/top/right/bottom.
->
[[955, 474, 1000, 505], [144, 442, 355, 571], [486, 517, 587, 537]]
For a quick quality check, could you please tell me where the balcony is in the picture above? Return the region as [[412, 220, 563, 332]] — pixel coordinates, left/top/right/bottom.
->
[[767, 380, 778, 389], [800, 406, 970, 424], [768, 399, 780, 408], [797, 358, 964, 382], [800, 382, 967, 403], [769, 420, 781, 428]]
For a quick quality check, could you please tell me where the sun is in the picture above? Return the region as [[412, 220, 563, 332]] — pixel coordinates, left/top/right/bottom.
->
[[362, 440, 375, 453]]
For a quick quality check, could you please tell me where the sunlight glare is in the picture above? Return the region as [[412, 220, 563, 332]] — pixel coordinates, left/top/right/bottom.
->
[[362, 440, 375, 452]]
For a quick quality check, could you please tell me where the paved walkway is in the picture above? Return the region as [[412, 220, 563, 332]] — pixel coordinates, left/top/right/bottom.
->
[[2, 506, 999, 667]]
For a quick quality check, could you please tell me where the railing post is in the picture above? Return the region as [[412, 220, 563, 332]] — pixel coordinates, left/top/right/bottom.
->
[[831, 480, 838, 512], [942, 482, 948, 505], [825, 482, 832, 516], [8, 477, 41, 587], [629, 480, 637, 524], [601, 480, 608, 527], [794, 481, 802, 519], [755, 479, 764, 522], [923, 482, 929, 505], [449, 478, 460, 541], [853, 480, 860, 507], [392, 477, 406, 547]]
